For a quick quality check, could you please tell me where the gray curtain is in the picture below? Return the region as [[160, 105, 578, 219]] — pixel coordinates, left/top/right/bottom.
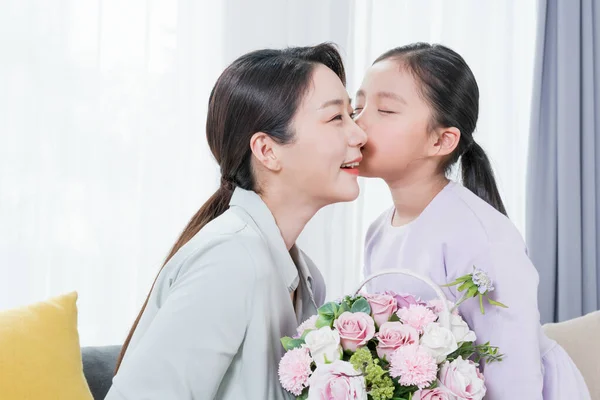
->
[[527, 0, 600, 323]]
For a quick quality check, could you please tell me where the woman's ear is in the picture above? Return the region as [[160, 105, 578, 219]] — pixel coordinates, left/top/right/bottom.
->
[[250, 132, 281, 172]]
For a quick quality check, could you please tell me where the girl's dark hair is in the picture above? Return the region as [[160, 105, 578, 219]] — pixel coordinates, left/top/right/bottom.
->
[[115, 43, 346, 372], [375, 43, 507, 216]]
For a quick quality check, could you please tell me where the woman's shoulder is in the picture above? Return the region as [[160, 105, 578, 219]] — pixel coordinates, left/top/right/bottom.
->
[[156, 210, 274, 297], [177, 210, 261, 263]]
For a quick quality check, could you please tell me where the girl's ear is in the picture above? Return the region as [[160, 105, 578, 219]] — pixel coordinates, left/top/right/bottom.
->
[[429, 126, 460, 157]]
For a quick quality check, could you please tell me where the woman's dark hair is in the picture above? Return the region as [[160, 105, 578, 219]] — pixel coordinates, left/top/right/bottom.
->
[[115, 43, 346, 372], [375, 43, 507, 216]]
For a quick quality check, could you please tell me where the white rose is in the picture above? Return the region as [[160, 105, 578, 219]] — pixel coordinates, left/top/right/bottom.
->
[[304, 326, 343, 364], [420, 323, 458, 363], [308, 360, 367, 400], [450, 314, 477, 343]]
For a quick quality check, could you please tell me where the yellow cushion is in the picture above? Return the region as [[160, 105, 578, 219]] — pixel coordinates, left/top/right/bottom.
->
[[0, 292, 93, 399]]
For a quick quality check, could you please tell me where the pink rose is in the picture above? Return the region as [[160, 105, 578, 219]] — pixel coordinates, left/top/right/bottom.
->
[[396, 304, 438, 333], [389, 345, 437, 389], [439, 357, 486, 400], [307, 360, 367, 399], [278, 347, 313, 396], [333, 312, 376, 352], [386, 291, 426, 309], [365, 293, 398, 326], [375, 322, 419, 361], [413, 388, 454, 400]]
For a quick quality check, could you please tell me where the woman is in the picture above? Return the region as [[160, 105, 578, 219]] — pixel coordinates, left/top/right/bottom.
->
[[355, 43, 590, 399], [106, 43, 366, 399]]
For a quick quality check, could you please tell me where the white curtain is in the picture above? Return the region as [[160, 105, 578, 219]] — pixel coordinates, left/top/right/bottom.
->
[[0, 0, 537, 346]]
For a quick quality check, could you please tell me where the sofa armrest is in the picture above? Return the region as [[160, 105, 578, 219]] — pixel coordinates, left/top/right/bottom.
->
[[543, 311, 600, 400], [82, 345, 121, 400]]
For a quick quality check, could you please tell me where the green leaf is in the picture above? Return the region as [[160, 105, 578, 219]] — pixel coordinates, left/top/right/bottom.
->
[[447, 341, 476, 361], [300, 329, 313, 340], [280, 336, 293, 350], [342, 295, 357, 309], [471, 341, 504, 364], [479, 293, 485, 315], [456, 274, 473, 282], [318, 302, 339, 319], [316, 302, 339, 328], [350, 297, 372, 314], [288, 338, 305, 350], [389, 313, 401, 322], [337, 301, 351, 317], [466, 285, 479, 299], [458, 281, 475, 292], [456, 285, 478, 307], [393, 382, 419, 397], [315, 314, 333, 329], [296, 389, 309, 400], [440, 276, 471, 287], [281, 337, 305, 351], [487, 297, 509, 308]]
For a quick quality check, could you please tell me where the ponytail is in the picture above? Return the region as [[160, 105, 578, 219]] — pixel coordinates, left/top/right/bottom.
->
[[114, 184, 234, 373], [461, 142, 507, 216]]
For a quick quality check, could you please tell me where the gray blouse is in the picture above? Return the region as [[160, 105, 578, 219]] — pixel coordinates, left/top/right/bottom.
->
[[105, 188, 326, 399]]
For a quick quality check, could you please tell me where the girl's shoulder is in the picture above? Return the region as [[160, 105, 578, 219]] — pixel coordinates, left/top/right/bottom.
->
[[442, 182, 524, 248]]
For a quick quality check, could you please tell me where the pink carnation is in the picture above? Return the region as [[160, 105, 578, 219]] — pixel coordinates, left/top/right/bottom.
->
[[397, 304, 438, 333], [296, 315, 318, 337], [278, 347, 313, 396], [389, 345, 437, 390]]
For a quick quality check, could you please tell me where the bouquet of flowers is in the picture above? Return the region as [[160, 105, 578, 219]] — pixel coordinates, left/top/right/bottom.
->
[[278, 268, 505, 400]]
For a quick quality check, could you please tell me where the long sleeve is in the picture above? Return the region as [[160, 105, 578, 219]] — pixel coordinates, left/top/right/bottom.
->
[[105, 238, 256, 400], [454, 241, 544, 399]]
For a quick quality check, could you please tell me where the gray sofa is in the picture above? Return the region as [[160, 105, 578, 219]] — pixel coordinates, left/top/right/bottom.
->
[[82, 346, 121, 400]]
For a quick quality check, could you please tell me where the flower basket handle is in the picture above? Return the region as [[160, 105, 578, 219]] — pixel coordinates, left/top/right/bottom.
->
[[353, 268, 452, 330]]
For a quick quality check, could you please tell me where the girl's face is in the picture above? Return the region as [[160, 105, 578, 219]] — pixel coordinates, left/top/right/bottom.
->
[[275, 65, 368, 207], [353, 60, 439, 182]]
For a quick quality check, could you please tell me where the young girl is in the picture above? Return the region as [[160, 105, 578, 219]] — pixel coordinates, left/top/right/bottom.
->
[[354, 43, 590, 399], [106, 44, 366, 399]]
